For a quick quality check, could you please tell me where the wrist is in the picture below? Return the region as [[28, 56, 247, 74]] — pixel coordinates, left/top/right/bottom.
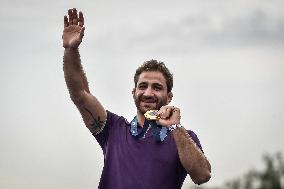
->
[[65, 47, 79, 52], [64, 48, 80, 58], [168, 123, 182, 132]]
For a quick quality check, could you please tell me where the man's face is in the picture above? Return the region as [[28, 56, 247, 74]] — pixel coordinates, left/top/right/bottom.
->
[[132, 71, 172, 114]]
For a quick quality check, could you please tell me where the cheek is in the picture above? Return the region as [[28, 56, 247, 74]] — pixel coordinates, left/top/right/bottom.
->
[[157, 92, 168, 100], [136, 91, 144, 98], [133, 92, 141, 101], [157, 94, 170, 104]]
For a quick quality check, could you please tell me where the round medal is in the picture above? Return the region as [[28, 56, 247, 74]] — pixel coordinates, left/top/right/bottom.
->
[[144, 110, 160, 120]]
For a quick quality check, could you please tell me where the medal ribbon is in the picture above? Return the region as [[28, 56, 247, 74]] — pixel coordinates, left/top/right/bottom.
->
[[130, 116, 169, 142]]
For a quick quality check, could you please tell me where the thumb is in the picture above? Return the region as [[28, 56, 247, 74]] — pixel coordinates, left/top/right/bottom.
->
[[156, 118, 171, 128], [80, 27, 85, 38]]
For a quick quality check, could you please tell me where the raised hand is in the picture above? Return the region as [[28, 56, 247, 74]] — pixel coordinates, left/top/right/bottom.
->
[[63, 8, 85, 49], [157, 106, 181, 128]]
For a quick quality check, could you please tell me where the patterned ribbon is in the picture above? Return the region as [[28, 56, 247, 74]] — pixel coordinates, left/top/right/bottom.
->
[[130, 116, 169, 142]]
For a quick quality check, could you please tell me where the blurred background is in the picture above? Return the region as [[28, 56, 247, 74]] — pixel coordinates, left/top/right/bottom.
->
[[0, 0, 283, 188]]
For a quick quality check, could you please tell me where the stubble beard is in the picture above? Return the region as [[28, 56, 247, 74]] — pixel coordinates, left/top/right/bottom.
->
[[134, 94, 168, 114]]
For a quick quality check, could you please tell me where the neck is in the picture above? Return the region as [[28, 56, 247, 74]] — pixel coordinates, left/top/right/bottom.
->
[[136, 111, 146, 128]]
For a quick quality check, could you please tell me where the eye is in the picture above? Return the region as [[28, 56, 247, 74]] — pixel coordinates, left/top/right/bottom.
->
[[138, 83, 147, 89], [154, 87, 161, 91], [153, 85, 162, 91]]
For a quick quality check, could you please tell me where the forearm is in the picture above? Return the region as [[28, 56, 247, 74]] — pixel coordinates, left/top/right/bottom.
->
[[62, 9, 107, 134], [63, 48, 90, 103], [172, 127, 211, 184]]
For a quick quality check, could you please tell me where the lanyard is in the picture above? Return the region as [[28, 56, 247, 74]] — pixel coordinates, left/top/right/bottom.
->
[[130, 116, 169, 142]]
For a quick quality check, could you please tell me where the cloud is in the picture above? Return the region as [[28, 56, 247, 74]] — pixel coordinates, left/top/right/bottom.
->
[[93, 0, 284, 53]]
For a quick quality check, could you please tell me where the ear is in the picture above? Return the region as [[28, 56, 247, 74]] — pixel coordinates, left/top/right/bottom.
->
[[166, 92, 173, 104], [131, 88, 136, 100]]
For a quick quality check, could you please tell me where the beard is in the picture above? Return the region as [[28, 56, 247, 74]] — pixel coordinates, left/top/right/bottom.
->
[[133, 93, 168, 114]]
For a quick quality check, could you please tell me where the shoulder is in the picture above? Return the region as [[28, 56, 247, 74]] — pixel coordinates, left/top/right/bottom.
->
[[106, 110, 129, 127], [94, 110, 129, 148]]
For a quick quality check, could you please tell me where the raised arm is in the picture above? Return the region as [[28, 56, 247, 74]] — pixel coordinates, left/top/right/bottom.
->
[[63, 8, 107, 134]]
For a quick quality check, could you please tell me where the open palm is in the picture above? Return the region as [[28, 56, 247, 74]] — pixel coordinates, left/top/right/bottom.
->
[[62, 8, 85, 49]]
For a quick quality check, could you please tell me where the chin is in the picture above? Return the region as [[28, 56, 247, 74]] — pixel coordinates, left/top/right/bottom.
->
[[139, 105, 157, 114], [134, 100, 162, 114]]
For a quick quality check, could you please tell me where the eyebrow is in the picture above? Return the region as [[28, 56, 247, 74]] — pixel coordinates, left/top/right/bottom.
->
[[137, 82, 148, 86], [152, 83, 163, 88], [137, 82, 164, 88]]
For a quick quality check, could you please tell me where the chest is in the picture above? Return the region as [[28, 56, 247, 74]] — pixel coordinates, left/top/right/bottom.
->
[[106, 125, 179, 168]]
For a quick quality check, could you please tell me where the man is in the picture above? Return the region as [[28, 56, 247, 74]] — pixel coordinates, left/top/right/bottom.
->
[[62, 8, 211, 189]]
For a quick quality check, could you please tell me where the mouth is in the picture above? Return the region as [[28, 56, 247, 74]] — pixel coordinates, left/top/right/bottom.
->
[[141, 98, 157, 105], [140, 101, 157, 110], [142, 99, 156, 103], [140, 96, 157, 103], [136, 95, 159, 112]]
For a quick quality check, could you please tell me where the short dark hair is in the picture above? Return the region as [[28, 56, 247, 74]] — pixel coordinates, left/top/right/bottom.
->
[[134, 59, 173, 92]]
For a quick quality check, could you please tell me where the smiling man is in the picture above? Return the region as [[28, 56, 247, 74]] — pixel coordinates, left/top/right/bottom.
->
[[62, 8, 211, 189]]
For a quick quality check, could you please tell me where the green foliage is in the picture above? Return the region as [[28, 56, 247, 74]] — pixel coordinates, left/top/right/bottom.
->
[[189, 152, 284, 189]]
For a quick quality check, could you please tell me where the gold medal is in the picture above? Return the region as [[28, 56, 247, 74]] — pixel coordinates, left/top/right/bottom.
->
[[144, 110, 160, 120]]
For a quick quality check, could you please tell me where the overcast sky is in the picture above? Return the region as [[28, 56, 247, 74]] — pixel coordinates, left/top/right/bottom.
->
[[0, 0, 283, 188]]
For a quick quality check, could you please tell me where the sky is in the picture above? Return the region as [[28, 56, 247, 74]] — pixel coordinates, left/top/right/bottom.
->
[[0, 0, 283, 188]]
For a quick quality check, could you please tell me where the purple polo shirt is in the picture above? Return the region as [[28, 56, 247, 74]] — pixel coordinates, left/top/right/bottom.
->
[[93, 111, 203, 189]]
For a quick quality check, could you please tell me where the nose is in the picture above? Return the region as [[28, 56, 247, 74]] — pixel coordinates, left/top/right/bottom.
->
[[144, 86, 154, 96]]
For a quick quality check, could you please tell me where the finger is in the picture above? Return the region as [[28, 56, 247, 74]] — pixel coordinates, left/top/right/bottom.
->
[[72, 8, 78, 25], [80, 27, 85, 38], [172, 107, 181, 122], [164, 106, 178, 118], [64, 15, 69, 28], [172, 107, 180, 113], [157, 106, 165, 118], [165, 107, 172, 118], [78, 11, 84, 27], [68, 9, 73, 25], [158, 106, 170, 119]]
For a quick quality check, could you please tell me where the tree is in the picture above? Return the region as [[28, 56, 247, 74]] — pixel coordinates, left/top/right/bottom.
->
[[188, 152, 284, 189]]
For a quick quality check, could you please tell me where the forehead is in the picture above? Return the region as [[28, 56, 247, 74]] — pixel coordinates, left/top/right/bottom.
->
[[137, 71, 166, 86]]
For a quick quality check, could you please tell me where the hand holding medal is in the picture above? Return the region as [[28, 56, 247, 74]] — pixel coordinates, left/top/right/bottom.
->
[[158, 106, 181, 128], [142, 106, 181, 141], [144, 106, 181, 128]]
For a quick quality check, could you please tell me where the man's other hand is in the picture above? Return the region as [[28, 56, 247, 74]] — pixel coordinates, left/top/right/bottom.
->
[[62, 8, 85, 49]]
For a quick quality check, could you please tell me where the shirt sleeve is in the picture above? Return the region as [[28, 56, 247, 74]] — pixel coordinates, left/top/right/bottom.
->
[[93, 110, 112, 155], [187, 130, 204, 153], [93, 110, 126, 155]]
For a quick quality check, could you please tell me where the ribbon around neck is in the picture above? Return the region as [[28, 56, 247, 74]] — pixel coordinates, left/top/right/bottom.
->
[[130, 116, 169, 142]]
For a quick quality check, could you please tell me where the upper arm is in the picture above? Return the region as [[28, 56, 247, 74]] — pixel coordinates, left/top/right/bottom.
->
[[74, 90, 107, 135]]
